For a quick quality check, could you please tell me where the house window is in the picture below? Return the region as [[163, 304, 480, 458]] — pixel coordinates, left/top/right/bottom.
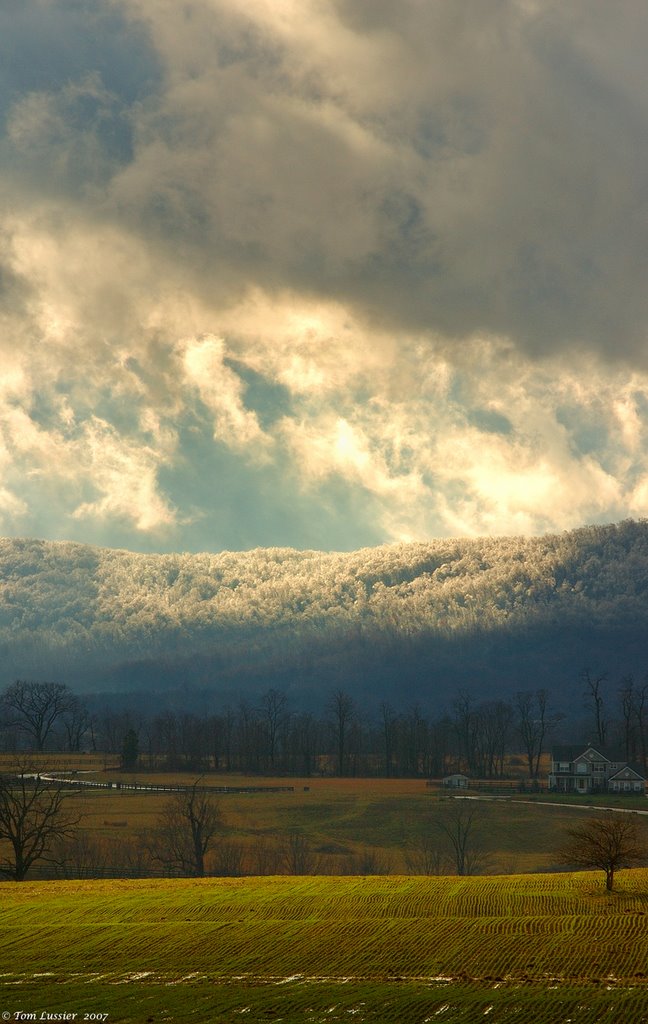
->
[[576, 762, 588, 774], [558, 762, 570, 772]]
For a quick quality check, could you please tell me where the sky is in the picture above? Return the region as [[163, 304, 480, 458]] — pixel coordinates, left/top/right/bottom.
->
[[1, 0, 648, 554]]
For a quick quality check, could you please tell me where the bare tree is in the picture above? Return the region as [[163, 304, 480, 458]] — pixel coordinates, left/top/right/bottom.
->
[[559, 812, 646, 891], [235, 699, 263, 773], [516, 689, 561, 778], [452, 691, 479, 775], [105, 837, 151, 879], [399, 704, 433, 777], [281, 830, 317, 874], [404, 833, 448, 875], [0, 764, 82, 880], [259, 688, 290, 770], [582, 669, 609, 748], [380, 702, 398, 778], [617, 676, 648, 772], [207, 712, 228, 770], [61, 697, 92, 753], [146, 779, 222, 877], [328, 689, 355, 776], [343, 847, 392, 875], [50, 832, 109, 879], [435, 799, 490, 876], [248, 837, 283, 875], [619, 676, 636, 762], [211, 839, 246, 877], [476, 700, 514, 778], [288, 712, 319, 776], [634, 678, 648, 774], [424, 715, 453, 779], [97, 709, 138, 755], [1, 681, 77, 751]]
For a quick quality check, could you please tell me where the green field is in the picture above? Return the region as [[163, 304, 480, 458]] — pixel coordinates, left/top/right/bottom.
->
[[3, 870, 648, 1022]]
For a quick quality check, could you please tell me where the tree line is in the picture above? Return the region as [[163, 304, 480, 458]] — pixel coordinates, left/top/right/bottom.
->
[[0, 678, 645, 889], [3, 673, 648, 779]]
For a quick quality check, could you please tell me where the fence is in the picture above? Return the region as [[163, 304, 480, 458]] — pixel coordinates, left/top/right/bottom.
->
[[39, 773, 295, 795]]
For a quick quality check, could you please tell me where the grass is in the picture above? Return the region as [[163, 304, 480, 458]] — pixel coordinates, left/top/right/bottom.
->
[[22, 771, 608, 875], [2, 759, 645, 881], [3, 872, 648, 1022]]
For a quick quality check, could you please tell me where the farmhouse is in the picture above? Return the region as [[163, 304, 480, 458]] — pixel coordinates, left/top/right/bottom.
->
[[548, 745, 646, 795]]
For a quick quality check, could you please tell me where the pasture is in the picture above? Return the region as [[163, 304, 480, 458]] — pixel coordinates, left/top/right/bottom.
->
[[3, 871, 648, 1022], [12, 763, 611, 876]]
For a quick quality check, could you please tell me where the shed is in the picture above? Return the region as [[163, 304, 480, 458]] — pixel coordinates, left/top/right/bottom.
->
[[442, 773, 470, 789]]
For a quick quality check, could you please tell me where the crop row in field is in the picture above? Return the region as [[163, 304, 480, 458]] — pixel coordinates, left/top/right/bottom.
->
[[3, 872, 648, 978], [3, 871, 648, 1022], [4, 974, 648, 1024]]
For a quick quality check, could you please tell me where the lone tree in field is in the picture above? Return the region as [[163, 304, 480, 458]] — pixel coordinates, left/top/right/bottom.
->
[[435, 799, 490, 876], [1, 680, 78, 751], [559, 812, 646, 891], [0, 764, 82, 880], [146, 779, 222, 877]]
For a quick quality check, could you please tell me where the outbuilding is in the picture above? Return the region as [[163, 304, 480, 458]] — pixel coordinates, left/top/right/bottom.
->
[[442, 773, 470, 789]]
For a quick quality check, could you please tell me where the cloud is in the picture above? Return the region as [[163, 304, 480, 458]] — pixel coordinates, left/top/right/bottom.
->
[[71, 417, 177, 533], [99, 0, 648, 361], [272, 335, 648, 540], [0, 0, 647, 551], [181, 334, 272, 457]]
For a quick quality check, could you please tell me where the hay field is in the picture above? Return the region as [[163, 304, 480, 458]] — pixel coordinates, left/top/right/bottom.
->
[[2, 871, 648, 1022]]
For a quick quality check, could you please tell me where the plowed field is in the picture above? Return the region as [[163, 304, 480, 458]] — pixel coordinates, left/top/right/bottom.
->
[[3, 871, 648, 1022]]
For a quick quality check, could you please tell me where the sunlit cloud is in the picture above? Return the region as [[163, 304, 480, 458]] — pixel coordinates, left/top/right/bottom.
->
[[181, 334, 272, 458], [0, 0, 647, 551], [71, 418, 177, 533]]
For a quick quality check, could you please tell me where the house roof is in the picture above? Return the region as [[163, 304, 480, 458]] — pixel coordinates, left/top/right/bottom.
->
[[608, 764, 647, 782], [551, 745, 627, 764], [552, 745, 609, 762]]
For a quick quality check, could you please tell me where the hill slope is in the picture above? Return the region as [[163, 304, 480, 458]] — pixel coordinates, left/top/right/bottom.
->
[[0, 520, 647, 706]]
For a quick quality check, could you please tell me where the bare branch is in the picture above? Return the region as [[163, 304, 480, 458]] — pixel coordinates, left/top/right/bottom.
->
[[0, 761, 82, 880], [144, 779, 222, 877], [559, 812, 646, 891], [1, 681, 78, 751]]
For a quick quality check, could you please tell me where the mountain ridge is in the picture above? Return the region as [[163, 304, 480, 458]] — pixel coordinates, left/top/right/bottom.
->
[[1, 520, 647, 708]]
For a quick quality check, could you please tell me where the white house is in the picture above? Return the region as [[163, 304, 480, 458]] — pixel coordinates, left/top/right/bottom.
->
[[549, 745, 646, 795]]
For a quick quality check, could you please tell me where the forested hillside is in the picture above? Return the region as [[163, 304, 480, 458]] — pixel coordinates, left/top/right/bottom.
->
[[1, 520, 647, 709]]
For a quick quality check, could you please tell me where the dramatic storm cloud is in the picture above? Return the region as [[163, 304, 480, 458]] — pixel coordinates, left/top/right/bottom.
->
[[1, 0, 648, 551]]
